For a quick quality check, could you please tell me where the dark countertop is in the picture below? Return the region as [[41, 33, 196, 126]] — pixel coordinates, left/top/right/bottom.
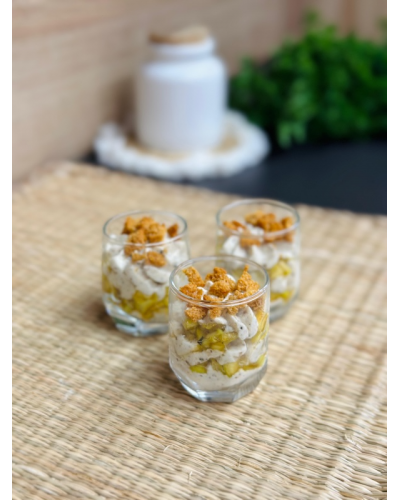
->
[[89, 139, 387, 215]]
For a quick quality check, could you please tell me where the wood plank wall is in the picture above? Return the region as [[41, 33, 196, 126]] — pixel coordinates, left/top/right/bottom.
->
[[13, 0, 387, 181]]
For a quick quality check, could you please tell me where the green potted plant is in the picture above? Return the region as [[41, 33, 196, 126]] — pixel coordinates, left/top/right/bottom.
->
[[229, 12, 387, 149]]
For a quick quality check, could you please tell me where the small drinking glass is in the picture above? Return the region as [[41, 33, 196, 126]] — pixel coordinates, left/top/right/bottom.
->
[[216, 199, 300, 321], [102, 210, 190, 336], [169, 255, 270, 403]]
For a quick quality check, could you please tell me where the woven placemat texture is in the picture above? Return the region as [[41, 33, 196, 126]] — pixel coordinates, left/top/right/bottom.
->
[[13, 163, 387, 500]]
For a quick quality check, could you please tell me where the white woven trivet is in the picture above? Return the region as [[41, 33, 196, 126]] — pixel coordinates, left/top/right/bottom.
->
[[94, 111, 269, 180]]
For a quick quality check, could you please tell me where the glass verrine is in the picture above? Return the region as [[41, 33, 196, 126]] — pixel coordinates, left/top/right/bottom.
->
[[102, 210, 190, 336], [169, 255, 270, 403], [216, 199, 300, 321]]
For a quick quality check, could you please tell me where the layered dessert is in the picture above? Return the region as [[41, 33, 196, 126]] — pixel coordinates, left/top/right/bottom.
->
[[217, 209, 299, 315], [102, 214, 189, 325], [169, 264, 269, 393]]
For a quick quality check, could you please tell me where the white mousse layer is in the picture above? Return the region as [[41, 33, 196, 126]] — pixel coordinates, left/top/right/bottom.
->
[[103, 235, 188, 300]]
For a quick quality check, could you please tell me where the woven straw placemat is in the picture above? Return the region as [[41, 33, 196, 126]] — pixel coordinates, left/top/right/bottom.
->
[[13, 163, 387, 499]]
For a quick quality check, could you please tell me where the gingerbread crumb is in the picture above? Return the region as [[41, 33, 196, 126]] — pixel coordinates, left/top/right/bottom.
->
[[223, 220, 246, 231], [258, 213, 277, 231], [183, 266, 205, 287], [245, 210, 275, 228], [122, 216, 138, 234], [284, 232, 294, 242], [167, 223, 179, 238], [249, 296, 265, 312], [121, 215, 171, 244], [208, 279, 233, 298], [146, 251, 166, 267], [205, 267, 228, 283], [179, 264, 263, 319], [269, 221, 284, 232], [209, 307, 223, 319], [128, 228, 147, 245], [240, 237, 261, 248], [180, 283, 203, 299], [131, 252, 145, 262], [147, 222, 167, 243], [282, 216, 295, 242], [124, 244, 137, 256], [221, 210, 296, 243], [236, 265, 260, 296], [136, 216, 154, 231], [203, 295, 223, 303], [230, 290, 246, 301], [282, 216, 294, 229], [185, 306, 207, 321]]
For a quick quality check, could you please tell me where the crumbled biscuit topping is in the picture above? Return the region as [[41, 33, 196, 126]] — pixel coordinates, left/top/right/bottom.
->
[[185, 306, 207, 321], [137, 216, 154, 231], [121, 215, 177, 266], [131, 252, 146, 262], [240, 237, 261, 248], [121, 215, 168, 244], [245, 211, 276, 230], [122, 216, 138, 234], [205, 267, 228, 283], [180, 265, 262, 316], [236, 265, 260, 295], [282, 216, 293, 228], [224, 210, 295, 243], [230, 290, 245, 301], [147, 223, 167, 243], [167, 223, 179, 238], [180, 283, 203, 300], [203, 295, 223, 318], [223, 220, 246, 231], [146, 251, 166, 267], [203, 295, 223, 303], [208, 279, 234, 298], [124, 244, 137, 256], [183, 266, 205, 287], [209, 307, 223, 319], [128, 228, 147, 245], [248, 296, 265, 312]]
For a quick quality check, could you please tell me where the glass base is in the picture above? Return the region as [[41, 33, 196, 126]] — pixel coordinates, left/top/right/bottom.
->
[[270, 292, 298, 322], [173, 363, 268, 403], [104, 294, 168, 337]]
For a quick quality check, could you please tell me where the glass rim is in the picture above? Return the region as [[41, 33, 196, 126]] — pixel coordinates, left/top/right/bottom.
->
[[216, 198, 300, 239], [169, 255, 269, 308], [103, 209, 188, 247]]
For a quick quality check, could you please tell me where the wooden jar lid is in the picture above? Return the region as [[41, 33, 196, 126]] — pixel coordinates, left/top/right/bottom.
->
[[149, 26, 210, 45]]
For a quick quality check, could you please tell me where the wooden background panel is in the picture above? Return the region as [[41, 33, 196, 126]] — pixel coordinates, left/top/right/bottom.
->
[[12, 0, 387, 182]]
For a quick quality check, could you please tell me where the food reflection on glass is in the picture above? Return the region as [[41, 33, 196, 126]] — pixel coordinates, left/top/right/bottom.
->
[[216, 199, 300, 321], [102, 211, 190, 336], [169, 256, 269, 402]]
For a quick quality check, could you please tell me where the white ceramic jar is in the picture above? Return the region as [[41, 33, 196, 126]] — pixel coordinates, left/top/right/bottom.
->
[[135, 27, 227, 151]]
